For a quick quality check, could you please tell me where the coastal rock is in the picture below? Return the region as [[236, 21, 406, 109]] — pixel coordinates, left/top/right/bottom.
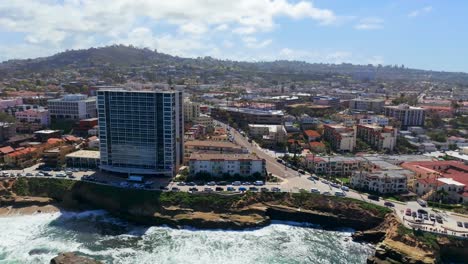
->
[[50, 252, 102, 264]]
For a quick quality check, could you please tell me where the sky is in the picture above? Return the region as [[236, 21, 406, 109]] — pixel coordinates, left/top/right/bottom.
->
[[0, 0, 467, 72]]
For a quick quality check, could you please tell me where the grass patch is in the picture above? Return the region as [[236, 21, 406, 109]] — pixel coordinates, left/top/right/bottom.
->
[[12, 177, 76, 201], [397, 224, 440, 250]]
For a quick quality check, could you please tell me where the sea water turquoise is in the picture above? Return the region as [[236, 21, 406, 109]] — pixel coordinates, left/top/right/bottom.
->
[[0, 210, 374, 264]]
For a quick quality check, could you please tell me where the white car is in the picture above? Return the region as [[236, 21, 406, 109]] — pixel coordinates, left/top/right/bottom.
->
[[232, 181, 241, 186], [335, 191, 346, 197]]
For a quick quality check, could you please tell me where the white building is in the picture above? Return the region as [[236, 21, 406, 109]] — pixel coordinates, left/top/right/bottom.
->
[[194, 114, 214, 130], [384, 104, 425, 128], [359, 116, 389, 126], [184, 99, 200, 122], [48, 94, 97, 120], [350, 170, 408, 194], [248, 124, 287, 145], [189, 153, 265, 177], [323, 124, 356, 152], [350, 98, 385, 113], [15, 109, 50, 126]]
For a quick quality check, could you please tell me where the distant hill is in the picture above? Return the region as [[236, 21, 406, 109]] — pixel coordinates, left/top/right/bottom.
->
[[1, 45, 468, 84]]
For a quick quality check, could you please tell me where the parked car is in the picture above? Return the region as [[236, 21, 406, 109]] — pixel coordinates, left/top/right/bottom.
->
[[429, 214, 436, 221], [310, 188, 320, 194], [238, 187, 247, 192], [186, 182, 196, 186], [55, 173, 66, 178], [171, 187, 180, 192], [323, 191, 332, 196], [242, 182, 252, 185], [227, 187, 236, 192], [297, 169, 305, 174], [412, 212, 417, 218], [177, 182, 186, 186], [457, 222, 463, 227], [271, 187, 281, 192], [464, 222, 468, 228], [232, 181, 241, 186], [341, 186, 349, 192], [254, 181, 264, 186], [334, 191, 346, 197], [206, 181, 216, 186], [248, 187, 259, 192], [26, 172, 33, 177], [215, 187, 224, 192], [260, 187, 269, 192], [189, 187, 199, 192], [204, 187, 213, 192], [384, 201, 394, 207], [417, 199, 427, 207], [405, 209, 412, 216], [367, 195, 380, 201]]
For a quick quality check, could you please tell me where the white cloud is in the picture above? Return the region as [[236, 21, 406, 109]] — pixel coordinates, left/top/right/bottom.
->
[[354, 17, 384, 30], [408, 6, 433, 18], [242, 37, 272, 49], [179, 22, 208, 35]]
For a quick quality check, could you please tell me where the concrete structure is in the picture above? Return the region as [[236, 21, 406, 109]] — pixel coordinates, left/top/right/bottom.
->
[[211, 107, 284, 127], [15, 109, 49, 126], [194, 114, 214, 131], [33, 130, 61, 142], [42, 145, 75, 167], [97, 89, 183, 176], [184, 99, 200, 122], [48, 94, 97, 120], [359, 116, 389, 126], [305, 155, 364, 177], [356, 124, 397, 151], [312, 96, 340, 108], [323, 124, 356, 152], [384, 104, 425, 128], [248, 124, 287, 146], [184, 140, 246, 163], [188, 153, 265, 177], [350, 98, 385, 113], [66, 150, 100, 169], [350, 170, 408, 194], [0, 123, 16, 143]]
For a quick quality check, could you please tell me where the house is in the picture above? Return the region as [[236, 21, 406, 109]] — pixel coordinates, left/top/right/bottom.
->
[[304, 130, 321, 142], [4, 147, 39, 168], [309, 142, 326, 153]]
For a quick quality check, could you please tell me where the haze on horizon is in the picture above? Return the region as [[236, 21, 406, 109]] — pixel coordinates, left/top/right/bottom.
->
[[0, 0, 466, 73]]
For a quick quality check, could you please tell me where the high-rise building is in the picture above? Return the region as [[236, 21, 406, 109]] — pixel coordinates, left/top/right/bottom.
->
[[384, 104, 425, 128], [183, 99, 200, 122], [97, 89, 184, 176]]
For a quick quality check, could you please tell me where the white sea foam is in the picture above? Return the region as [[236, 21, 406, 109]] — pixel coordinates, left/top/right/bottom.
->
[[0, 212, 374, 264]]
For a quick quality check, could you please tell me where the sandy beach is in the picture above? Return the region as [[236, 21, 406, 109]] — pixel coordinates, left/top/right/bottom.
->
[[0, 204, 60, 217]]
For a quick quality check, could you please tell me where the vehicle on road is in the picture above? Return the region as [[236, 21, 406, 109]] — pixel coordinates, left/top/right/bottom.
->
[[249, 187, 259, 192], [271, 187, 281, 192], [334, 191, 345, 197], [323, 191, 332, 196], [276, 158, 283, 163], [405, 209, 411, 216], [341, 186, 349, 191], [297, 169, 305, 174], [457, 222, 463, 227], [55, 173, 66, 178], [417, 199, 427, 207], [227, 187, 236, 192], [436, 216, 443, 224], [232, 181, 241, 186], [429, 214, 435, 221], [242, 182, 252, 185], [171, 187, 180, 192], [417, 209, 428, 214], [207, 181, 216, 186], [26, 172, 33, 177], [189, 187, 199, 192], [215, 187, 224, 192], [254, 181, 264, 186], [384, 201, 394, 207], [35, 173, 44, 177], [177, 182, 186, 186], [260, 187, 269, 192], [464, 222, 468, 228], [159, 186, 169, 191], [68, 175, 76, 179], [310, 188, 320, 194], [368, 195, 380, 201], [217, 181, 228, 186], [238, 187, 247, 192], [412, 212, 417, 218], [186, 182, 196, 186]]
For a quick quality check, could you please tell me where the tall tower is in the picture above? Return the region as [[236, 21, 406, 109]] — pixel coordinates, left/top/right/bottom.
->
[[97, 89, 183, 177]]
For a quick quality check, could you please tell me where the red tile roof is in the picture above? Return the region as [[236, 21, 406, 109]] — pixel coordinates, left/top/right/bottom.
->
[[0, 146, 14, 154], [304, 130, 321, 138], [47, 138, 63, 145], [7, 147, 37, 158]]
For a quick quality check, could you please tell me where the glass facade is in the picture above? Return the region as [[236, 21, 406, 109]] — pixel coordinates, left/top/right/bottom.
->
[[97, 90, 183, 176]]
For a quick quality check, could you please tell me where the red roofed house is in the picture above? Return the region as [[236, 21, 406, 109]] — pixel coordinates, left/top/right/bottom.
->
[[309, 142, 326, 153], [0, 146, 14, 163], [304, 130, 321, 142], [402, 161, 468, 204], [4, 147, 39, 168]]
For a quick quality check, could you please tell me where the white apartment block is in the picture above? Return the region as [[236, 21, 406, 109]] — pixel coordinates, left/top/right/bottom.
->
[[384, 104, 425, 128], [356, 124, 397, 151], [189, 153, 265, 177], [323, 124, 356, 152], [15, 109, 50, 126], [248, 124, 287, 144], [184, 100, 200, 122], [359, 116, 389, 126], [194, 114, 214, 129], [349, 98, 385, 113], [350, 171, 408, 194], [48, 94, 97, 120]]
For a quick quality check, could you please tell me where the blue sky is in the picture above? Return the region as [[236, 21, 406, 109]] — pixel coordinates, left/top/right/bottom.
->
[[0, 0, 466, 72]]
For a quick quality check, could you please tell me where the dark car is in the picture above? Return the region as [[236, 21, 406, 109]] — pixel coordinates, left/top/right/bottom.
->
[[384, 201, 395, 207], [186, 182, 196, 186], [215, 187, 224, 192], [189, 187, 199, 192], [368, 195, 380, 201], [171, 187, 180, 192], [248, 187, 259, 192]]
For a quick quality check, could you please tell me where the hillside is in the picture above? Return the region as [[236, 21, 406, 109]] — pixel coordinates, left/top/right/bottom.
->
[[1, 45, 468, 84]]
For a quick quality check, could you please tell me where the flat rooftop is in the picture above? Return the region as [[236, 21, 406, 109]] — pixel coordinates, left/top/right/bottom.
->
[[189, 153, 263, 161], [220, 107, 284, 116], [66, 150, 100, 159], [185, 140, 242, 149]]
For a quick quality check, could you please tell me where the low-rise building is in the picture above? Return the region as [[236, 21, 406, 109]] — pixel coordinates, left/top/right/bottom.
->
[[323, 124, 356, 152], [305, 155, 364, 177], [42, 145, 75, 167], [34, 130, 61, 142], [48, 94, 97, 120], [356, 124, 397, 151], [184, 140, 246, 163], [350, 170, 408, 194], [65, 150, 100, 169], [15, 109, 49, 126], [359, 116, 389, 126], [248, 124, 287, 147], [303, 130, 321, 142], [189, 153, 265, 177], [194, 114, 214, 132], [211, 107, 284, 128], [350, 98, 385, 113]]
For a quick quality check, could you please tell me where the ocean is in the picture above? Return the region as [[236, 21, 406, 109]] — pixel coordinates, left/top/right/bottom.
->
[[0, 211, 374, 264]]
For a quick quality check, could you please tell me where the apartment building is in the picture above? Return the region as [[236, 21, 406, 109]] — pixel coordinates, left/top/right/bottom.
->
[[15, 109, 49, 126], [184, 99, 200, 122], [248, 124, 287, 146], [359, 116, 389, 126], [184, 140, 246, 163], [48, 94, 97, 120], [323, 124, 356, 152], [349, 98, 385, 113], [189, 153, 265, 177], [350, 171, 408, 194], [312, 96, 340, 108], [304, 155, 364, 177], [97, 89, 183, 177], [356, 124, 397, 151], [384, 104, 425, 128]]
